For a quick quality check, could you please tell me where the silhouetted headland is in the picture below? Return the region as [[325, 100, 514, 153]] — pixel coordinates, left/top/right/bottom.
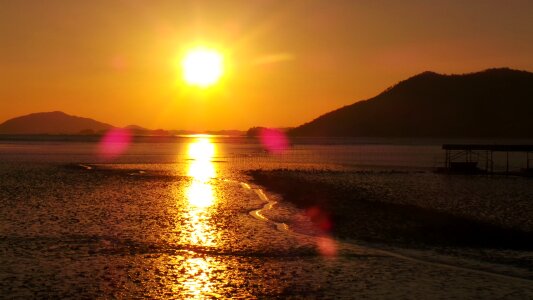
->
[[289, 68, 533, 138]]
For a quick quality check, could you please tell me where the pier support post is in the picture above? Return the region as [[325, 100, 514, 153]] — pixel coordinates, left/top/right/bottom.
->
[[485, 150, 489, 173], [506, 151, 509, 174]]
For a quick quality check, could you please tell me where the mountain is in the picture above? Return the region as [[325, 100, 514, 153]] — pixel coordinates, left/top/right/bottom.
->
[[289, 68, 533, 138], [205, 130, 245, 136], [124, 124, 148, 131], [0, 111, 244, 136], [123, 124, 170, 136], [246, 126, 292, 137], [0, 111, 114, 134]]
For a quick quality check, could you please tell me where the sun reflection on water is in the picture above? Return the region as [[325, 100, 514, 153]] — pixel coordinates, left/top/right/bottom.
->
[[186, 180, 215, 208], [175, 136, 223, 297], [186, 136, 217, 208], [187, 160, 216, 188], [183, 136, 219, 246], [188, 137, 216, 161], [181, 257, 219, 298]]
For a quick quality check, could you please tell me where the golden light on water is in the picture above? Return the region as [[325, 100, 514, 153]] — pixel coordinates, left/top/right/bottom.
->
[[188, 137, 216, 161], [181, 136, 219, 248], [180, 136, 220, 297], [188, 160, 216, 183], [181, 257, 219, 298], [182, 48, 223, 87], [165, 255, 224, 299], [186, 136, 217, 208], [186, 180, 215, 209], [164, 136, 225, 297]]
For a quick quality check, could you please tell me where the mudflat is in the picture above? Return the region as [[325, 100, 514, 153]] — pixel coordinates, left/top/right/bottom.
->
[[1, 162, 532, 298]]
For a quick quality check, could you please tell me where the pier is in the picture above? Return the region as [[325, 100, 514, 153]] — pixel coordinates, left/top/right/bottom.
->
[[442, 144, 533, 174]]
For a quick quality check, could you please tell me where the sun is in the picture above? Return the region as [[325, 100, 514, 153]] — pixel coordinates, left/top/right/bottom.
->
[[182, 48, 223, 87]]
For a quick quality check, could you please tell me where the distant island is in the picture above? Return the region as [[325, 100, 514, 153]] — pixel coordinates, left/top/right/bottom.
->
[[0, 111, 114, 135], [0, 111, 244, 136], [289, 68, 533, 138]]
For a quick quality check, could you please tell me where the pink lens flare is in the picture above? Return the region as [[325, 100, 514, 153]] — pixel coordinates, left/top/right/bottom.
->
[[306, 206, 333, 232], [316, 235, 338, 258], [259, 128, 289, 153], [98, 128, 132, 159]]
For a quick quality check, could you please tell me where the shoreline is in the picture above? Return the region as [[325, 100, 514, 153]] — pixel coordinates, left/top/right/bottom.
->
[[248, 169, 533, 269]]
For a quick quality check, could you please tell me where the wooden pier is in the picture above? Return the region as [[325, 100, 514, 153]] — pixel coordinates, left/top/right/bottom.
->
[[442, 144, 533, 174]]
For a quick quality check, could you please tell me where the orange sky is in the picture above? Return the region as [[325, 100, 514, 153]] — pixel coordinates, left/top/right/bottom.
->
[[1, 0, 532, 130]]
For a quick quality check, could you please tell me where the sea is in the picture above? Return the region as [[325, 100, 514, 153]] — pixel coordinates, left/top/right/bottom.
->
[[0, 135, 531, 170]]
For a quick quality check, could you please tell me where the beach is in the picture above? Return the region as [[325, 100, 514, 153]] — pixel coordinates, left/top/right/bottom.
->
[[249, 169, 533, 277], [1, 138, 533, 298]]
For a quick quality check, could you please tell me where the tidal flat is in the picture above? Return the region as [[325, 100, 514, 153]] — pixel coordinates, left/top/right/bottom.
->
[[250, 169, 533, 279], [1, 139, 533, 298], [0, 162, 532, 298]]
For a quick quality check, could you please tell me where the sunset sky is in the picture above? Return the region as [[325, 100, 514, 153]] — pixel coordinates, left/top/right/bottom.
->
[[1, 0, 532, 131]]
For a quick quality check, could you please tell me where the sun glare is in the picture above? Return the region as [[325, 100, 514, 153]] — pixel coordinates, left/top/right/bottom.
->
[[186, 137, 217, 208], [188, 137, 216, 161], [182, 48, 223, 87]]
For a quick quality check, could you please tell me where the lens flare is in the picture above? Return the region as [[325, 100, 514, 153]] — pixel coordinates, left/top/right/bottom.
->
[[316, 236, 338, 258], [98, 128, 131, 159], [259, 128, 289, 153]]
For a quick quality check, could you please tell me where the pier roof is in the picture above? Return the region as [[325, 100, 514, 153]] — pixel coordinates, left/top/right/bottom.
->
[[442, 144, 533, 152]]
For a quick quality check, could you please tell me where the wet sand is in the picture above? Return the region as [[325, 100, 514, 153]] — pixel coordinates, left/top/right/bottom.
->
[[1, 161, 533, 298], [250, 169, 533, 279]]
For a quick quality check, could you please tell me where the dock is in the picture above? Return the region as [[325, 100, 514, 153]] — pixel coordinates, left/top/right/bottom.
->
[[442, 144, 533, 174]]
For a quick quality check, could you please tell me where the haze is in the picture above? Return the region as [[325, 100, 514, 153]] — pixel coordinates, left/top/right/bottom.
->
[[1, 0, 532, 131]]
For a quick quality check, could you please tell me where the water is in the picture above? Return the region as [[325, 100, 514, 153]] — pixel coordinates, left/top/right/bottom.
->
[[1, 136, 532, 298], [1, 136, 529, 171], [0, 136, 445, 167]]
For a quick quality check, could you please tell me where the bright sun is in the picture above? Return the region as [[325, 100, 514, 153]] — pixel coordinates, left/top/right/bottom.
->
[[182, 48, 223, 87]]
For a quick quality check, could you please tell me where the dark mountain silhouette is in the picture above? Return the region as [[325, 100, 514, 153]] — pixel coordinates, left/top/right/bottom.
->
[[124, 124, 148, 131], [123, 124, 170, 136], [205, 130, 245, 136], [0, 111, 244, 136], [289, 68, 533, 137], [0, 111, 113, 134], [246, 126, 292, 137]]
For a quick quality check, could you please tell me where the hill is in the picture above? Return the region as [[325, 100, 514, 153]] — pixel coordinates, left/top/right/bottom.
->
[[0, 111, 113, 134], [123, 125, 172, 136], [289, 68, 533, 137]]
